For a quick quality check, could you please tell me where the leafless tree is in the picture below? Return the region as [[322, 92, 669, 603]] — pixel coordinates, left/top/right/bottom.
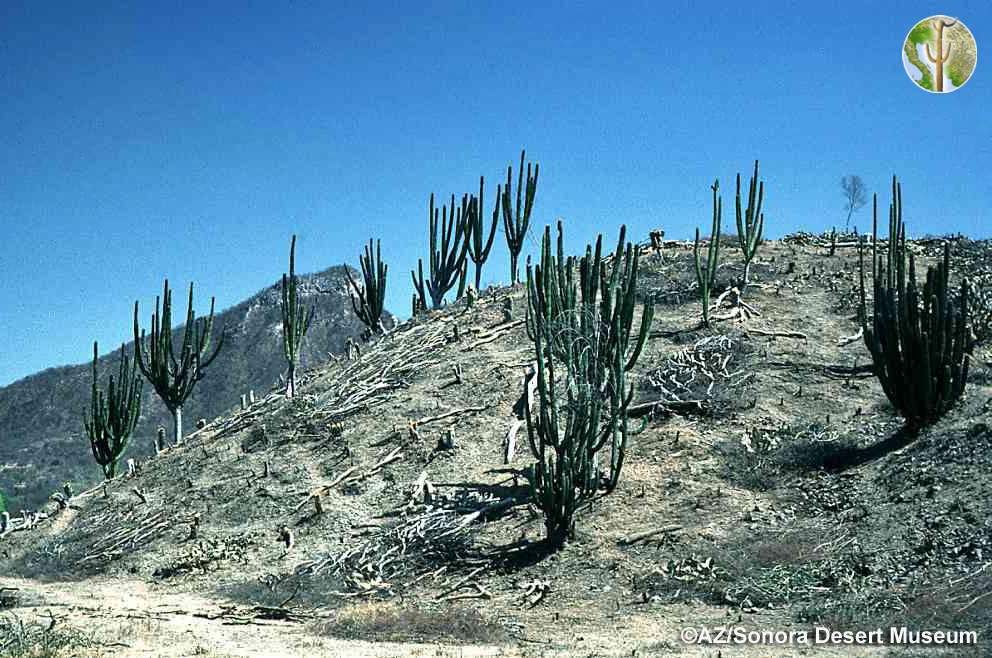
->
[[841, 175, 867, 231]]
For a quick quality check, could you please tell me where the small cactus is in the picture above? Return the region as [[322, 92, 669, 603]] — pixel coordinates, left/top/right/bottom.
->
[[694, 180, 722, 326]]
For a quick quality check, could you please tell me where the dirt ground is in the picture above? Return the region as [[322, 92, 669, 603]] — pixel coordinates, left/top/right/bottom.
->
[[2, 232, 990, 657]]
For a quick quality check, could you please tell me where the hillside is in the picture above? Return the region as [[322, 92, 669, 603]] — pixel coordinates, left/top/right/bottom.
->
[[1, 233, 990, 657], [0, 266, 388, 512]]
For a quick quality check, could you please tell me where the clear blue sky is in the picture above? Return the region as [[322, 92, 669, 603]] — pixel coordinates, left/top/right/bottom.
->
[[1, 1, 990, 387]]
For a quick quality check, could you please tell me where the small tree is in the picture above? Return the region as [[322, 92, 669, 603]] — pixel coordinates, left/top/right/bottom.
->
[[281, 235, 314, 397], [841, 175, 867, 231], [134, 280, 224, 445], [84, 342, 142, 479]]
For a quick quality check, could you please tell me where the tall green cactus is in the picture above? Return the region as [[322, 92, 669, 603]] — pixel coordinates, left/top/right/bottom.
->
[[134, 280, 224, 445], [281, 235, 314, 397], [525, 221, 653, 548], [84, 342, 142, 479], [735, 160, 765, 287], [859, 177, 972, 428], [411, 193, 471, 309], [694, 180, 722, 326], [466, 176, 499, 291], [344, 238, 388, 337], [502, 150, 539, 285]]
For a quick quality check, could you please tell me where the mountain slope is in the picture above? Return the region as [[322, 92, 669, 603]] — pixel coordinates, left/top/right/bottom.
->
[[0, 266, 389, 510], [1, 235, 990, 657]]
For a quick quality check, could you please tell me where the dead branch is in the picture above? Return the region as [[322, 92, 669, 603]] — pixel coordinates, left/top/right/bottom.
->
[[415, 405, 487, 426], [618, 524, 684, 546]]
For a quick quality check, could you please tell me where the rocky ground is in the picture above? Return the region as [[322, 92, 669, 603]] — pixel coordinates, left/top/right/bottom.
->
[[2, 232, 990, 657]]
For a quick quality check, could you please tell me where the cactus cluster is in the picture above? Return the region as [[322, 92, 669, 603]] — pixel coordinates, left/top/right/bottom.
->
[[694, 180, 722, 326], [412, 193, 473, 310], [84, 342, 143, 479], [345, 238, 389, 336], [525, 221, 653, 547], [134, 280, 224, 445], [859, 177, 972, 428]]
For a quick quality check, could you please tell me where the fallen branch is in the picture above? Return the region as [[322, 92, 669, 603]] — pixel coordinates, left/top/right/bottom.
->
[[618, 524, 684, 546], [837, 328, 864, 346], [416, 405, 487, 427], [746, 327, 807, 340], [627, 399, 706, 418], [462, 319, 525, 351]]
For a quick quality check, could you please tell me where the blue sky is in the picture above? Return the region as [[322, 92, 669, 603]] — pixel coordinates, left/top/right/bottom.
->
[[1, 0, 990, 387]]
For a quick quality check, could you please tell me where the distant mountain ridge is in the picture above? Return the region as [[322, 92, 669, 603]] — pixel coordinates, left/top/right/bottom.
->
[[0, 266, 388, 510]]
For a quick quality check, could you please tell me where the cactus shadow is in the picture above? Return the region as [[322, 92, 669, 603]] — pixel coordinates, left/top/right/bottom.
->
[[818, 424, 921, 472]]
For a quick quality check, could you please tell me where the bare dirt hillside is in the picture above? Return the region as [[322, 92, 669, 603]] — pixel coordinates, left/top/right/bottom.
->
[[2, 233, 990, 658]]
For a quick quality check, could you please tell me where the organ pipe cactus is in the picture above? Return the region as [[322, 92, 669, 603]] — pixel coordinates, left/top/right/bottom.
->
[[282, 235, 314, 397], [859, 176, 972, 428], [134, 280, 224, 445], [735, 160, 765, 287], [695, 180, 722, 326], [466, 176, 499, 291], [84, 342, 142, 479], [344, 238, 388, 337], [411, 193, 471, 309], [525, 221, 653, 548], [502, 150, 539, 285]]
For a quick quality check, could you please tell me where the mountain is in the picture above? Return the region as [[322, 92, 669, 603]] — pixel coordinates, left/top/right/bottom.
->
[[0, 266, 389, 511]]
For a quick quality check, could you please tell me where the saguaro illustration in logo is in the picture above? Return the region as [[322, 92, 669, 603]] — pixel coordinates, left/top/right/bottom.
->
[[902, 16, 977, 93]]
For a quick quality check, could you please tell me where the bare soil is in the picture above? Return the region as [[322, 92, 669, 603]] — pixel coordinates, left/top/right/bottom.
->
[[2, 233, 990, 657]]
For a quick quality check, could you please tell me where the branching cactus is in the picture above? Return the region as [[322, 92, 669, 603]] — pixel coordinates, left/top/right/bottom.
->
[[84, 342, 142, 479], [502, 150, 539, 285], [735, 160, 765, 287], [466, 176, 499, 291], [281, 235, 314, 397], [411, 193, 471, 309], [694, 180, 722, 326], [525, 221, 653, 548], [134, 280, 224, 445], [859, 176, 972, 428], [345, 238, 388, 337]]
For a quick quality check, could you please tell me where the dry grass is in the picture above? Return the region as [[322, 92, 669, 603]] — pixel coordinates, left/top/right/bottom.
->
[[0, 614, 97, 658], [317, 602, 508, 645]]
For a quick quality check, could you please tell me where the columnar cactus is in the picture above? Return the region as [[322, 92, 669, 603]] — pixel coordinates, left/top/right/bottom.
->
[[502, 150, 539, 285], [735, 160, 765, 287], [525, 221, 653, 548], [466, 176, 499, 291], [281, 235, 314, 397], [345, 238, 388, 337], [694, 180, 722, 326], [84, 342, 142, 479], [859, 176, 972, 428], [411, 193, 471, 309], [134, 280, 224, 445]]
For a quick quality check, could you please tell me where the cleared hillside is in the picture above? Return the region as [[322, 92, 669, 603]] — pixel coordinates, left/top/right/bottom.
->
[[2, 233, 990, 657]]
